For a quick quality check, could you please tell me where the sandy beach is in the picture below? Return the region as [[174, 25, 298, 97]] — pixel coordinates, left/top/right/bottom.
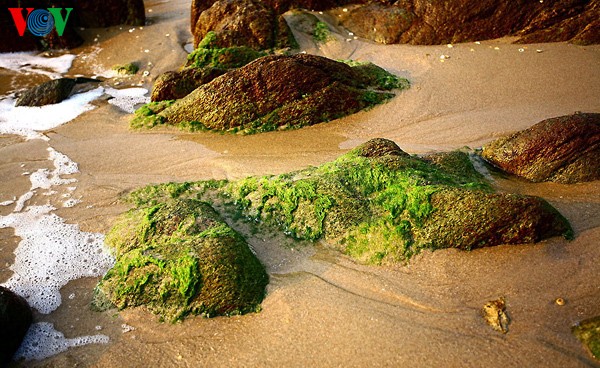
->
[[1, 0, 600, 366]]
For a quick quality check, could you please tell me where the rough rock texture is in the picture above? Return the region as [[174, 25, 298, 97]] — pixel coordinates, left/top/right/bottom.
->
[[132, 54, 407, 133], [482, 297, 510, 334], [0, 286, 33, 366], [0, 0, 145, 52], [151, 68, 227, 102], [573, 315, 600, 361], [129, 139, 573, 265], [192, 0, 296, 50], [336, 0, 599, 45], [482, 113, 600, 184], [15, 78, 77, 107], [93, 198, 268, 322]]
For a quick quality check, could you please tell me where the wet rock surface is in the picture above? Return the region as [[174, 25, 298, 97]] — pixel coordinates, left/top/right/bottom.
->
[[482, 113, 600, 184], [0, 286, 33, 366], [133, 54, 407, 133]]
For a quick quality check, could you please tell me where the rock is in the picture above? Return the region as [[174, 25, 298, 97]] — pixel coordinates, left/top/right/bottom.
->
[[15, 78, 77, 107], [0, 286, 33, 366], [112, 63, 139, 75], [482, 297, 510, 334], [132, 54, 408, 133], [128, 138, 573, 265], [481, 113, 600, 184], [151, 67, 227, 102], [186, 32, 267, 69], [192, 0, 296, 50], [74, 0, 145, 28], [93, 198, 268, 322], [573, 315, 600, 361], [336, 0, 599, 45]]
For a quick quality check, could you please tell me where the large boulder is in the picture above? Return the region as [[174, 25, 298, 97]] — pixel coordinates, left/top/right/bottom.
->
[[93, 198, 268, 322], [15, 78, 77, 107], [0, 286, 33, 366], [192, 0, 296, 50], [482, 113, 600, 184], [336, 0, 599, 45], [127, 139, 573, 265], [132, 54, 408, 133]]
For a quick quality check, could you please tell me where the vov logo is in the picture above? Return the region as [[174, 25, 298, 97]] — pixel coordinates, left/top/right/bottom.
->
[[8, 8, 73, 37]]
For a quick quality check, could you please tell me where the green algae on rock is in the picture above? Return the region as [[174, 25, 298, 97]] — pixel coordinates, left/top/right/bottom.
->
[[112, 63, 139, 75], [482, 113, 600, 184], [93, 198, 268, 322], [573, 315, 600, 360], [186, 32, 267, 70], [123, 139, 572, 265], [132, 54, 409, 134]]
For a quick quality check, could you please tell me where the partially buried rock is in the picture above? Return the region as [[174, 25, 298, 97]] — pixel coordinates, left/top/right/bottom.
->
[[93, 198, 268, 322], [573, 315, 600, 361], [482, 113, 600, 184], [482, 297, 510, 334], [15, 78, 77, 107], [132, 54, 408, 133], [15, 77, 101, 107], [126, 138, 573, 265], [0, 286, 33, 366]]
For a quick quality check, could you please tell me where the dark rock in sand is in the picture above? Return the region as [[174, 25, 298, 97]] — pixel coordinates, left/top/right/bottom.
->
[[151, 67, 227, 102], [336, 0, 599, 45], [132, 54, 408, 133], [93, 198, 268, 322], [192, 0, 296, 50], [482, 113, 600, 184], [0, 286, 33, 366], [16, 78, 77, 107]]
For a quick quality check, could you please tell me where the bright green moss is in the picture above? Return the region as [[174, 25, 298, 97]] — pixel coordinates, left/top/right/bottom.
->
[[573, 316, 600, 360], [112, 62, 139, 75], [187, 32, 266, 70], [313, 21, 331, 43]]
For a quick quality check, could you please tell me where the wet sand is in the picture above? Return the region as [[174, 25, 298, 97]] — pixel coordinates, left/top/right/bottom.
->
[[1, 0, 600, 366]]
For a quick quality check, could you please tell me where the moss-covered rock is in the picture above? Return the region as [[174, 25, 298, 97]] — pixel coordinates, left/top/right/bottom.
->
[[15, 78, 77, 107], [112, 63, 139, 75], [132, 54, 409, 134], [93, 198, 268, 322], [151, 67, 227, 102], [186, 32, 268, 70], [126, 139, 572, 265], [573, 315, 600, 361], [482, 113, 600, 184]]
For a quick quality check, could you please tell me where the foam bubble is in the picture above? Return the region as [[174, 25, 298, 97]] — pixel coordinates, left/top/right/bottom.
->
[[0, 53, 76, 78], [105, 87, 149, 113], [0, 205, 114, 313], [14, 322, 109, 361], [0, 87, 104, 140]]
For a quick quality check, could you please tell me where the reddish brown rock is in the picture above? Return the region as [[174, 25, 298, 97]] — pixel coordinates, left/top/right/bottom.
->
[[481, 113, 600, 184], [151, 68, 226, 102]]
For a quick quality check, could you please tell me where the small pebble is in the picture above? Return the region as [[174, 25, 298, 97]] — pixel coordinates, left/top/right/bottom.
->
[[555, 297, 566, 306], [536, 49, 544, 53], [343, 8, 348, 12], [518, 48, 525, 52], [447, 44, 453, 48], [142, 71, 150, 77]]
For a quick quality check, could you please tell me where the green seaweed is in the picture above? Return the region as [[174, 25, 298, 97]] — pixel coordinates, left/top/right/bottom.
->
[[573, 316, 600, 360], [341, 60, 410, 90], [187, 32, 266, 70], [94, 198, 268, 322], [112, 62, 139, 75], [313, 21, 331, 43]]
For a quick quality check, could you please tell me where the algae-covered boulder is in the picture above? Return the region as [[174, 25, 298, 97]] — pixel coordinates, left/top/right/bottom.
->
[[130, 139, 572, 265], [132, 54, 408, 133], [573, 315, 600, 361], [482, 113, 600, 184], [192, 0, 296, 50], [16, 78, 77, 107], [0, 286, 33, 366], [93, 198, 268, 322]]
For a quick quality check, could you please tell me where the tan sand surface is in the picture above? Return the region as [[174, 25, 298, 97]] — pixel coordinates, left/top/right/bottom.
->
[[1, 0, 599, 366]]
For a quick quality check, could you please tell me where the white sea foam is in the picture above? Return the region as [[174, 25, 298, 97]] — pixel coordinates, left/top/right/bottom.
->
[[0, 87, 104, 140], [14, 322, 109, 361], [0, 53, 76, 79], [105, 87, 149, 113], [0, 205, 114, 313]]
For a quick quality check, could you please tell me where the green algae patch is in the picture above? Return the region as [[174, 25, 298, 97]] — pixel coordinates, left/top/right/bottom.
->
[[313, 21, 331, 43], [131, 54, 409, 134], [124, 139, 571, 266], [130, 100, 175, 129], [93, 198, 268, 322], [186, 32, 267, 70], [112, 63, 139, 75], [573, 316, 600, 360]]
